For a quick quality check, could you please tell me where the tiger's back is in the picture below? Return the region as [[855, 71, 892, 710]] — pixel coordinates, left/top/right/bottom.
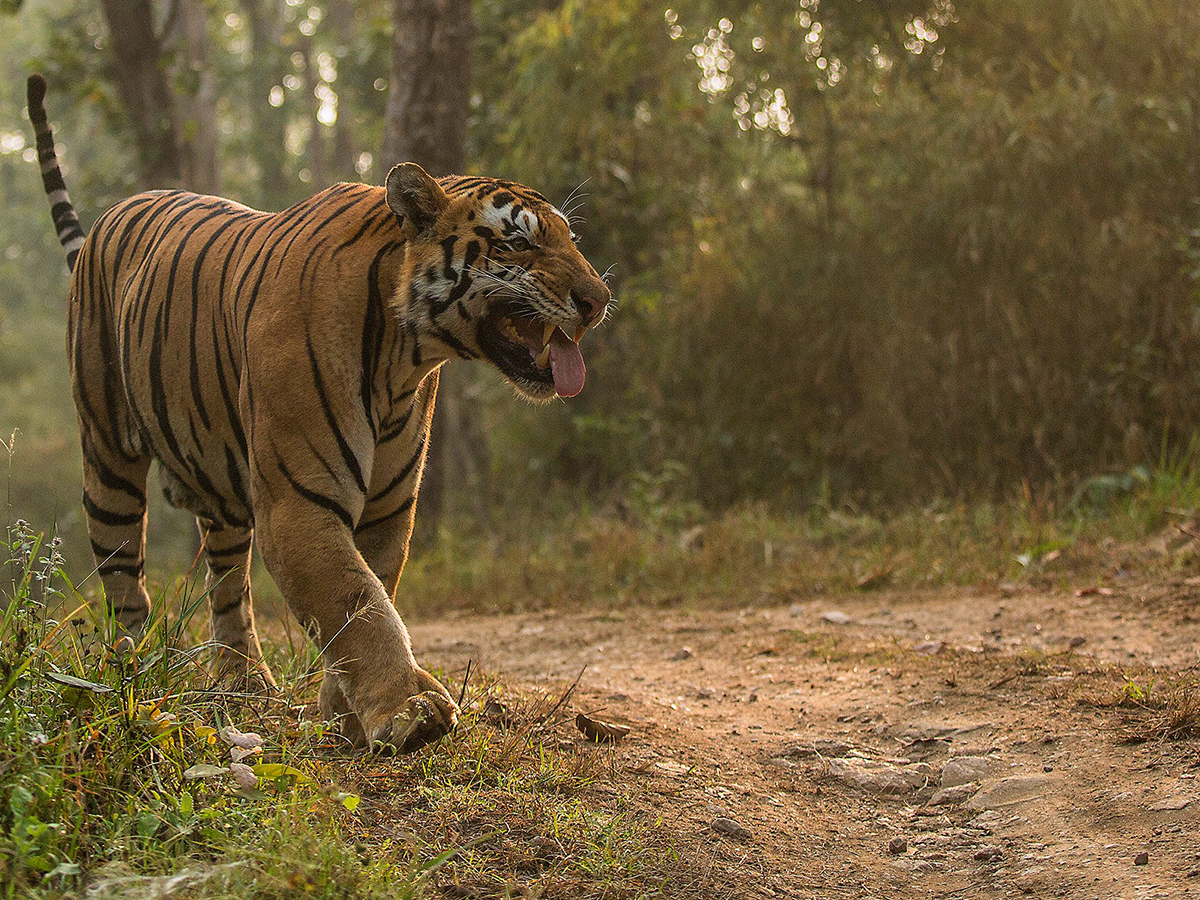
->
[[70, 184, 415, 532]]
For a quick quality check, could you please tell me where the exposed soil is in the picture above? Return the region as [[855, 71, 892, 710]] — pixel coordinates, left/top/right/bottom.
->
[[410, 575, 1200, 899]]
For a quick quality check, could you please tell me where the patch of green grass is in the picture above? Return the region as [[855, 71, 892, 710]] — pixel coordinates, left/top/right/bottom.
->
[[0, 521, 681, 900]]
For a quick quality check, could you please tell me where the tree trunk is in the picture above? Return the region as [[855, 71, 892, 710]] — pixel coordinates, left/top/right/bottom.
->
[[174, 0, 220, 194], [241, 0, 291, 207], [97, 0, 187, 189], [381, 0, 473, 175], [383, 0, 486, 536]]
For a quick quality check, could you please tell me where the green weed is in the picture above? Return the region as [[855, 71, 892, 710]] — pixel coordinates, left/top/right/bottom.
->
[[0, 521, 679, 899]]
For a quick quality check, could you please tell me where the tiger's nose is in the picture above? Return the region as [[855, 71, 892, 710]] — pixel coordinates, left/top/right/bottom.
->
[[570, 287, 609, 326]]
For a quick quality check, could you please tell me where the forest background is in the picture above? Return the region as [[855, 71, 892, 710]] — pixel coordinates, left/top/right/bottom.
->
[[0, 0, 1199, 576]]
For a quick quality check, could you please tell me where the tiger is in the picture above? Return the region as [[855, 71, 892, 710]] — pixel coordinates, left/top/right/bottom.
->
[[26, 74, 611, 753]]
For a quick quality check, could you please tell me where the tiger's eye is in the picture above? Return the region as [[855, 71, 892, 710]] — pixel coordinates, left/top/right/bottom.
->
[[508, 236, 532, 252]]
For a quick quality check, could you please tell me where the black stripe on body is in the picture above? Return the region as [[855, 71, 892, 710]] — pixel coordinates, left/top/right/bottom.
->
[[272, 450, 355, 530], [90, 538, 136, 560], [91, 458, 146, 503], [360, 244, 402, 439], [187, 216, 246, 430], [212, 595, 245, 616], [82, 491, 143, 527], [306, 335, 368, 493], [377, 402, 415, 445], [367, 440, 424, 503], [98, 561, 144, 578], [354, 496, 414, 534]]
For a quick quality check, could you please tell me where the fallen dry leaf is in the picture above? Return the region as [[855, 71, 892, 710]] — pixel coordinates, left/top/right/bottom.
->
[[856, 568, 893, 591], [219, 725, 264, 751], [575, 712, 631, 743], [480, 697, 514, 727]]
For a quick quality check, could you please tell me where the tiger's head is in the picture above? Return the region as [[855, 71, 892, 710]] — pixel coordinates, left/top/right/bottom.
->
[[387, 163, 611, 401]]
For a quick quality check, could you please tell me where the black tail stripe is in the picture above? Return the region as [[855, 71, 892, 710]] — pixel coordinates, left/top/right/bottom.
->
[[212, 595, 245, 616]]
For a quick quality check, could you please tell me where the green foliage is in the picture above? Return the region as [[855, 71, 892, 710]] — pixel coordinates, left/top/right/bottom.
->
[[3, 0, 1200, 561], [0, 522, 679, 898]]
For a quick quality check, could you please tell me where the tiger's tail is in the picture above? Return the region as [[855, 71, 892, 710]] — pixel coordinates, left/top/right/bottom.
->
[[26, 74, 86, 271]]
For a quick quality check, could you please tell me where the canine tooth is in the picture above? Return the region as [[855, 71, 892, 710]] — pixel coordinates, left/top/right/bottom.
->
[[535, 345, 551, 368], [542, 323, 555, 346], [574, 326, 585, 343]]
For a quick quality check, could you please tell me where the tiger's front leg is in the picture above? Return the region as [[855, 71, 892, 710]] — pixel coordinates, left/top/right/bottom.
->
[[254, 495, 458, 752]]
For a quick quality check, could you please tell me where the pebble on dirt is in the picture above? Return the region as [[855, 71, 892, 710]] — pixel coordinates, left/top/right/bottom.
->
[[711, 817, 752, 840], [1134, 851, 1149, 866], [940, 755, 994, 788], [974, 846, 1003, 862], [929, 782, 980, 806], [669, 646, 694, 661], [888, 837, 908, 855]]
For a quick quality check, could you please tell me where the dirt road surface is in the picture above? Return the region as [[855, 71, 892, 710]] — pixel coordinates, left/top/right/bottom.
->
[[412, 578, 1200, 899]]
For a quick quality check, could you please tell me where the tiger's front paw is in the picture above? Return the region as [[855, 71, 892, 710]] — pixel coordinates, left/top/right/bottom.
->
[[361, 669, 459, 754]]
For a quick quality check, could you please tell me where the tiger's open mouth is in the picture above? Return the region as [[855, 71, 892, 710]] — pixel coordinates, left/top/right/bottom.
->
[[477, 300, 587, 399]]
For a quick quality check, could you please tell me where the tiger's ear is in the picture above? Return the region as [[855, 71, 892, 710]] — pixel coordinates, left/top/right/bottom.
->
[[385, 163, 449, 234]]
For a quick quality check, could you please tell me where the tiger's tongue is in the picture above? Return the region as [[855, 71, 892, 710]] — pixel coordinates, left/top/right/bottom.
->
[[548, 329, 586, 398]]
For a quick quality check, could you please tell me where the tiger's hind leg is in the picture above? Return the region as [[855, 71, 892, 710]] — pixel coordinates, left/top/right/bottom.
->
[[197, 519, 276, 690], [81, 451, 153, 636]]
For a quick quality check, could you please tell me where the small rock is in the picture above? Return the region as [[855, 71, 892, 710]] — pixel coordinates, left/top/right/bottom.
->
[[964, 775, 1057, 810], [1134, 852, 1149, 866], [669, 647, 694, 661], [902, 738, 951, 761], [775, 739, 854, 759], [1148, 797, 1190, 811], [711, 817, 752, 840], [828, 758, 917, 795], [930, 783, 980, 806], [480, 697, 513, 727], [888, 837, 908, 855], [820, 610, 851, 625], [974, 846, 1003, 862], [914, 640, 944, 656], [941, 756, 994, 788]]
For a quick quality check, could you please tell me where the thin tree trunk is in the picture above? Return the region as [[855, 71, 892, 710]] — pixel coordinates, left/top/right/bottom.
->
[[242, 0, 291, 206], [325, 0, 360, 181], [97, 0, 187, 189], [381, 0, 473, 175], [383, 0, 485, 534], [174, 0, 220, 193], [302, 37, 327, 189]]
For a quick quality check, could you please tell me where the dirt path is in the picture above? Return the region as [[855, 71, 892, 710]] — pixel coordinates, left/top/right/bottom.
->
[[411, 579, 1200, 899]]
